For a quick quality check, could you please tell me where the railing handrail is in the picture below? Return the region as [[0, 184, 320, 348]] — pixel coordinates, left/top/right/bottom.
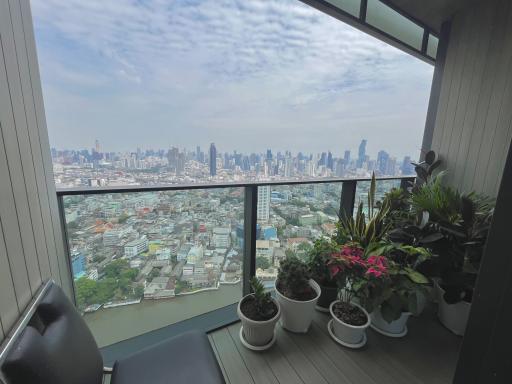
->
[[55, 175, 415, 196]]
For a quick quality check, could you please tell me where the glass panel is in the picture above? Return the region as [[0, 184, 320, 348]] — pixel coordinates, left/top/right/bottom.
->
[[427, 34, 439, 59], [354, 179, 401, 215], [366, 0, 424, 51], [255, 183, 343, 289], [325, 0, 361, 18], [63, 187, 244, 347]]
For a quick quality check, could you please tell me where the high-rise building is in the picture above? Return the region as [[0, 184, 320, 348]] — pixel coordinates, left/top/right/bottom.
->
[[257, 186, 270, 222], [377, 150, 390, 175], [209, 143, 217, 177], [343, 151, 350, 168], [401, 156, 414, 175], [327, 151, 333, 170], [357, 140, 367, 168]]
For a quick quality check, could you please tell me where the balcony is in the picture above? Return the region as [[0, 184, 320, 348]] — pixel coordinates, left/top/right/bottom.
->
[[1, 0, 512, 383]]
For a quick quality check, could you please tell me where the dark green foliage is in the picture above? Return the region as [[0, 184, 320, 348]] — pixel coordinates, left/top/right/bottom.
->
[[308, 238, 338, 287], [75, 259, 140, 309], [277, 256, 315, 301]]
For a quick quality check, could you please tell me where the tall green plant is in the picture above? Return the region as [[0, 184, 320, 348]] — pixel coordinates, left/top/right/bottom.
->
[[335, 173, 391, 248]]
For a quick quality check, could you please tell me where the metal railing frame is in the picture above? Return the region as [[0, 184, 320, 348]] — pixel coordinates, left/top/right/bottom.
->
[[56, 176, 414, 302]]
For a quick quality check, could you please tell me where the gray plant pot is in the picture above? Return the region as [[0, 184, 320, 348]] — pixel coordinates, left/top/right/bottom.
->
[[237, 294, 281, 348]]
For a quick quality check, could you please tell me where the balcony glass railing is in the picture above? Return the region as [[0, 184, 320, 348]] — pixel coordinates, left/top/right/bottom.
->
[[57, 177, 413, 347]]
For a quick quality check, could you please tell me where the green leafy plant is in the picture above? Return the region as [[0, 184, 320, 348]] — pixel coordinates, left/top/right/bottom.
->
[[277, 256, 315, 301], [308, 238, 339, 287], [357, 245, 430, 322], [405, 170, 494, 304], [335, 173, 392, 247]]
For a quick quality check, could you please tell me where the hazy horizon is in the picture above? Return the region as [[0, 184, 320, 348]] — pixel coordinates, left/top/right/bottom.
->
[[32, 0, 433, 160]]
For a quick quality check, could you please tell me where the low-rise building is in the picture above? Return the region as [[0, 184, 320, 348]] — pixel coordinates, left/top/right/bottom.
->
[[124, 236, 148, 258]]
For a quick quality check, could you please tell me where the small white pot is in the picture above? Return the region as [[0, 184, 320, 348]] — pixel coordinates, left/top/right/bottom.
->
[[275, 279, 321, 333], [329, 300, 370, 345], [435, 280, 471, 336], [238, 294, 281, 347], [370, 307, 411, 336]]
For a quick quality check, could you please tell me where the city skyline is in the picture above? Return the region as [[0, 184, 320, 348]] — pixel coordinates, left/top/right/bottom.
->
[[33, 0, 433, 160], [51, 138, 415, 189]]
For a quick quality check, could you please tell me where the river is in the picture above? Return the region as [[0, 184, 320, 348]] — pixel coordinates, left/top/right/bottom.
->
[[85, 283, 241, 347]]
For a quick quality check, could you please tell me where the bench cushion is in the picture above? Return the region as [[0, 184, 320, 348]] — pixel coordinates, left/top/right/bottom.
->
[[111, 330, 225, 384]]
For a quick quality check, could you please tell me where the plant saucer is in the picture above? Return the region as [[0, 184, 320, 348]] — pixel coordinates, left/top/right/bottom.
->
[[370, 324, 408, 338], [327, 319, 367, 349], [239, 326, 277, 351], [315, 304, 330, 313]]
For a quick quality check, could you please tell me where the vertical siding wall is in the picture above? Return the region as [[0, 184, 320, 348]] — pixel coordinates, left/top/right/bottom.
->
[[429, 0, 512, 197], [0, 0, 72, 341]]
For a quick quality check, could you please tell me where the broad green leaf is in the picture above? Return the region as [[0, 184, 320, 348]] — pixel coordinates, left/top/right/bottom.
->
[[405, 267, 429, 284]]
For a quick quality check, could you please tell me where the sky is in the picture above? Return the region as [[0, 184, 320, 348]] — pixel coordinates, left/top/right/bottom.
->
[[31, 0, 434, 159]]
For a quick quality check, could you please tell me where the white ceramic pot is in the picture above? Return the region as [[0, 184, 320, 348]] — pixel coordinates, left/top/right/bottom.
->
[[238, 294, 281, 347], [370, 307, 411, 336], [275, 279, 321, 333], [417, 291, 427, 314], [435, 280, 471, 336], [329, 300, 370, 345]]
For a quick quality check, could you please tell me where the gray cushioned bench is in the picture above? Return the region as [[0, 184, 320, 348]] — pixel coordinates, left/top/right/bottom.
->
[[0, 280, 225, 384]]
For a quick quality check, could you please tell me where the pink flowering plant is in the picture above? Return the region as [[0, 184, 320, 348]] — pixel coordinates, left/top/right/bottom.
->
[[358, 243, 431, 322], [328, 243, 390, 305], [329, 242, 430, 323]]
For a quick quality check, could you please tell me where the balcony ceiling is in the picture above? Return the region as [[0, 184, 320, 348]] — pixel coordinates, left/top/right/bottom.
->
[[386, 0, 481, 34]]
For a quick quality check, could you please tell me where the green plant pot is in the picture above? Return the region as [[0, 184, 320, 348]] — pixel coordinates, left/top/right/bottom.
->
[[316, 285, 338, 310]]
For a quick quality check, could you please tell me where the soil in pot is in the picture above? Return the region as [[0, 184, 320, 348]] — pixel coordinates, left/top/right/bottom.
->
[[276, 281, 316, 301], [332, 301, 367, 326], [240, 296, 278, 321]]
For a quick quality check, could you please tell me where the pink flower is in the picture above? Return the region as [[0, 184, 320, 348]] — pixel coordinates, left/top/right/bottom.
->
[[329, 264, 342, 278], [366, 267, 383, 278], [367, 255, 387, 267]]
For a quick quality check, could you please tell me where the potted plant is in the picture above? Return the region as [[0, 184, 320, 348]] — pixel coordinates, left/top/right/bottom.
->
[[362, 246, 430, 337], [410, 176, 494, 335], [308, 238, 339, 312], [238, 277, 280, 350], [275, 256, 321, 333], [327, 243, 380, 348]]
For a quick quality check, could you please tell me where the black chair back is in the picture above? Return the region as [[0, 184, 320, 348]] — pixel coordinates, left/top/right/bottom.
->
[[0, 282, 103, 384]]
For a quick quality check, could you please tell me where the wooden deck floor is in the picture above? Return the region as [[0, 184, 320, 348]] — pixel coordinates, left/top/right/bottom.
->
[[208, 307, 461, 384]]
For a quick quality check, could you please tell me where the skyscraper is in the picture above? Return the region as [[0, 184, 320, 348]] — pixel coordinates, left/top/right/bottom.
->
[[327, 151, 333, 170], [357, 139, 367, 168], [257, 186, 270, 222], [209, 143, 217, 177], [344, 150, 350, 168], [377, 150, 390, 175]]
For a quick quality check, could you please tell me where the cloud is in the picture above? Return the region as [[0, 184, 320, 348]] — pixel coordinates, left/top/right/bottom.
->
[[32, 0, 433, 158]]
